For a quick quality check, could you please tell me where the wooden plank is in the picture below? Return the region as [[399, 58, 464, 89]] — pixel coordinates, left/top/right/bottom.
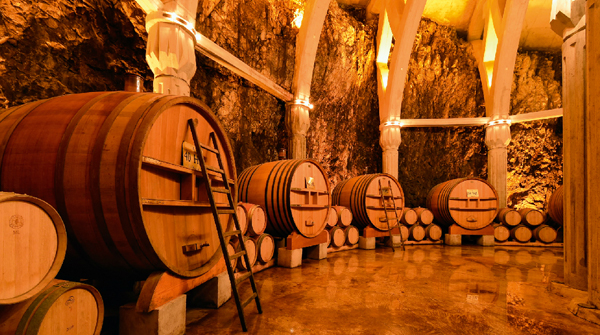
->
[[467, 0, 486, 41], [195, 34, 293, 102], [510, 108, 563, 123], [587, 0, 600, 307], [286, 230, 328, 250], [400, 117, 490, 127], [448, 224, 495, 236], [291, 0, 331, 101], [563, 27, 588, 291], [495, 241, 564, 248], [136, 258, 227, 312]]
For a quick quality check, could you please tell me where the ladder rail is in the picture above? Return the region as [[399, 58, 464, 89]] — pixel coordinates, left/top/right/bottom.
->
[[387, 180, 405, 250], [187, 120, 262, 332], [378, 179, 405, 251]]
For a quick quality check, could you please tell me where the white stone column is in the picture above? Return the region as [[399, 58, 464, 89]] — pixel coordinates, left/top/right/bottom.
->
[[286, 102, 311, 160], [379, 122, 401, 179], [145, 1, 199, 96], [485, 117, 511, 208]]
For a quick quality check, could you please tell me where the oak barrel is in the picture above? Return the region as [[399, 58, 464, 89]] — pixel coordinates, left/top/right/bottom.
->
[[409, 225, 426, 241], [333, 205, 353, 228], [496, 208, 521, 227], [238, 203, 267, 237], [235, 237, 257, 271], [425, 224, 442, 241], [236, 203, 248, 235], [493, 224, 510, 242], [344, 225, 360, 245], [238, 159, 330, 238], [401, 208, 418, 226], [326, 207, 338, 228], [0, 92, 236, 278], [533, 225, 557, 244], [332, 174, 405, 231], [0, 280, 103, 335], [510, 225, 532, 243], [547, 185, 564, 226], [414, 207, 433, 225], [254, 234, 275, 263], [518, 208, 546, 227], [426, 178, 499, 230], [0, 193, 67, 305], [329, 226, 346, 248]]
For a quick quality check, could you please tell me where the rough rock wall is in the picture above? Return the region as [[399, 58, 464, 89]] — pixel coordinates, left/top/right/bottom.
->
[[398, 19, 488, 207], [508, 52, 563, 209], [0, 0, 151, 107]]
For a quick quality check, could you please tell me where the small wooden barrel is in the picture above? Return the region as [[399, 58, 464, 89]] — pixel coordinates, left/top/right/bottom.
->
[[329, 226, 346, 248], [344, 225, 360, 245], [414, 207, 433, 225], [0, 193, 67, 305], [238, 203, 267, 237], [518, 208, 546, 227], [547, 185, 564, 226], [236, 237, 257, 271], [254, 234, 275, 263], [332, 174, 405, 231], [333, 206, 353, 228], [0, 280, 103, 335], [533, 225, 557, 244], [426, 178, 499, 230], [496, 208, 521, 227], [425, 224, 442, 241], [401, 208, 418, 226], [493, 223, 510, 242], [238, 160, 330, 238], [326, 207, 338, 228], [399, 225, 409, 241], [510, 225, 532, 243], [227, 242, 238, 270], [409, 225, 426, 241], [236, 203, 248, 235], [0, 92, 237, 278]]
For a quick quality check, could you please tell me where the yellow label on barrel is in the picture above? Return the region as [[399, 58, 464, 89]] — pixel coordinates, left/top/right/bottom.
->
[[467, 189, 479, 198], [182, 141, 202, 171]]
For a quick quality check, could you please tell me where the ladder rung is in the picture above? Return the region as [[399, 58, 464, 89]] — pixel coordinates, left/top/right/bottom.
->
[[206, 165, 225, 174], [236, 272, 252, 286], [223, 230, 241, 238], [379, 217, 400, 222], [218, 209, 236, 214], [230, 250, 246, 260], [200, 143, 219, 154], [212, 187, 230, 194], [242, 292, 258, 308]]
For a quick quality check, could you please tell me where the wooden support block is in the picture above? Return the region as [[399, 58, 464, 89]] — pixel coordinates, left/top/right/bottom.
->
[[286, 230, 328, 250], [249, 258, 277, 274], [277, 247, 302, 268], [120, 294, 186, 335], [136, 258, 226, 313], [445, 234, 462, 246], [448, 224, 495, 236], [327, 244, 359, 254], [186, 272, 231, 309], [362, 226, 401, 238], [494, 241, 564, 248], [385, 234, 402, 247], [477, 235, 495, 247], [359, 236, 376, 250], [306, 242, 328, 260]]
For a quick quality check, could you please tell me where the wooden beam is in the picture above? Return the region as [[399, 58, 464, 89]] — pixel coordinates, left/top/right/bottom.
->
[[398, 109, 562, 128], [135, 0, 164, 13], [468, 0, 487, 41], [291, 0, 331, 101], [587, 0, 600, 307], [195, 34, 293, 102], [510, 108, 563, 123]]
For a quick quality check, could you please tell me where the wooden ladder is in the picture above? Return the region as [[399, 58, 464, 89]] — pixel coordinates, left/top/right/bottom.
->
[[187, 119, 262, 332], [378, 179, 405, 251]]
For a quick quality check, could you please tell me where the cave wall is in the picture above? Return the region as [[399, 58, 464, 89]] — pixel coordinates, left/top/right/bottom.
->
[[0, 1, 562, 209]]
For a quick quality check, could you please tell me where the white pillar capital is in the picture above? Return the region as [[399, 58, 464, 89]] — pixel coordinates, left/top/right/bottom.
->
[[379, 123, 401, 179], [485, 116, 512, 150]]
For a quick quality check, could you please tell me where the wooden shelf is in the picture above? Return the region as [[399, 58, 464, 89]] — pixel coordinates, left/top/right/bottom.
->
[[366, 194, 403, 199], [448, 207, 497, 211], [290, 204, 328, 209], [448, 197, 497, 201], [366, 206, 402, 210], [290, 187, 329, 194]]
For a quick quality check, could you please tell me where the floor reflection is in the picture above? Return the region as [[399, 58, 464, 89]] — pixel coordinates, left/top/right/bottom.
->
[[185, 245, 599, 335]]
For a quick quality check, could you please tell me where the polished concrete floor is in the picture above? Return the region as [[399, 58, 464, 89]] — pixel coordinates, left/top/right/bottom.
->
[[186, 245, 600, 335]]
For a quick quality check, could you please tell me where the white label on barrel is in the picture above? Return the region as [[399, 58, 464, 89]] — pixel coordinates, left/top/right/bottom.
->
[[182, 141, 206, 171], [467, 189, 479, 198], [467, 294, 479, 303]]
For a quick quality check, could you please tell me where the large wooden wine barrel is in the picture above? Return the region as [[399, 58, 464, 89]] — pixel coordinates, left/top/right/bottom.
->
[[238, 159, 330, 238], [426, 178, 499, 230], [332, 174, 405, 231], [0, 280, 103, 335], [0, 92, 236, 278], [0, 193, 67, 305], [547, 185, 564, 226]]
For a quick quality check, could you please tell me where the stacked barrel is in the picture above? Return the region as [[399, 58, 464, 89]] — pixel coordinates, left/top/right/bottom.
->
[[492, 207, 559, 244], [0, 192, 104, 335], [230, 203, 275, 272], [325, 206, 360, 248], [398, 207, 443, 243]]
